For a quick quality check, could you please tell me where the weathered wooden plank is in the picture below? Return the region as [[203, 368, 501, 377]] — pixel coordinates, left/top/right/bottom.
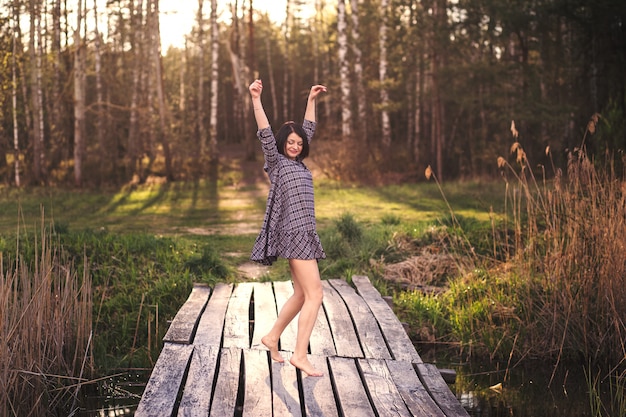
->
[[272, 280, 298, 352], [209, 347, 242, 417], [301, 354, 339, 417], [223, 283, 253, 349], [321, 281, 363, 358], [415, 363, 470, 417], [135, 343, 194, 417], [242, 348, 272, 417], [386, 360, 447, 417], [358, 359, 412, 417], [329, 279, 392, 360], [328, 356, 376, 417], [352, 275, 422, 363], [194, 283, 233, 347], [163, 284, 211, 344], [309, 290, 336, 356], [251, 282, 277, 350], [178, 345, 220, 417], [271, 351, 302, 417]]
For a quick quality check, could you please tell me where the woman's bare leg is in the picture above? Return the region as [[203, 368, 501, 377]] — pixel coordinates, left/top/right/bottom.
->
[[288, 258, 324, 377], [262, 263, 305, 362]]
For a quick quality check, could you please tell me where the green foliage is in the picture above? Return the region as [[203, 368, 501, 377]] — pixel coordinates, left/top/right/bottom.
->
[[319, 212, 410, 279], [1, 226, 231, 370]]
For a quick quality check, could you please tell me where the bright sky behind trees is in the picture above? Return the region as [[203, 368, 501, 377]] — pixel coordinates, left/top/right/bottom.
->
[[159, 0, 290, 49]]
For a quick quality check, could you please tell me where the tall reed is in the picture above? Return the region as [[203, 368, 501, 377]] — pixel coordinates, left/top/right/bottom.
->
[[0, 214, 93, 415], [498, 117, 626, 366]]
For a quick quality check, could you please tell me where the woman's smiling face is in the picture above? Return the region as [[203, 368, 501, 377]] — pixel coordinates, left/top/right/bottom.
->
[[284, 132, 304, 160]]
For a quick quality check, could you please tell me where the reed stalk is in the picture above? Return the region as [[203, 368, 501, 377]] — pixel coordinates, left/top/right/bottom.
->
[[0, 213, 93, 415]]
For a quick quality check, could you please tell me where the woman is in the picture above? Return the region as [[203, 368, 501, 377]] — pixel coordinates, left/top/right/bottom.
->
[[249, 79, 327, 377]]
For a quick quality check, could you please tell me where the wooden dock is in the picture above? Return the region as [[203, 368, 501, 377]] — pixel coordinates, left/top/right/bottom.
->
[[135, 275, 469, 417]]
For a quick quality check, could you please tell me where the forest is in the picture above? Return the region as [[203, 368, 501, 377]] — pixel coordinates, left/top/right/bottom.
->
[[0, 0, 625, 187]]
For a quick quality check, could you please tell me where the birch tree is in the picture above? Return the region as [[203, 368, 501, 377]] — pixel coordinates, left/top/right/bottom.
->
[[197, 0, 208, 159], [379, 0, 391, 147], [11, 6, 21, 187], [29, 0, 46, 183], [337, 0, 352, 139], [208, 0, 219, 162]]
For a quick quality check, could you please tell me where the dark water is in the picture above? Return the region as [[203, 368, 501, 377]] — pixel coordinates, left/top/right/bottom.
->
[[78, 362, 616, 416], [452, 361, 611, 417], [78, 371, 148, 416]]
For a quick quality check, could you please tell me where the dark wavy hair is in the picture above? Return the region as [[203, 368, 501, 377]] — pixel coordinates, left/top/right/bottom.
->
[[275, 121, 310, 161]]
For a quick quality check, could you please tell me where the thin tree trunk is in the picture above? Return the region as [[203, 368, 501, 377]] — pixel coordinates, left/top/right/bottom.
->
[[265, 37, 278, 125], [11, 7, 21, 187], [180, 39, 187, 113], [94, 0, 106, 182], [209, 0, 219, 162], [349, 0, 366, 135], [337, 0, 351, 140], [379, 0, 391, 147], [51, 0, 63, 170], [230, 1, 253, 161], [248, 0, 255, 74], [317, 0, 331, 121], [29, 0, 46, 183], [197, 0, 207, 159], [413, 49, 424, 164], [282, 0, 291, 121], [128, 0, 145, 179], [151, 0, 174, 180], [73, 0, 86, 187], [431, 0, 445, 180]]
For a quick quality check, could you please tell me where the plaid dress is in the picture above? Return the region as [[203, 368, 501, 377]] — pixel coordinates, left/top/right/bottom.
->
[[250, 119, 326, 265]]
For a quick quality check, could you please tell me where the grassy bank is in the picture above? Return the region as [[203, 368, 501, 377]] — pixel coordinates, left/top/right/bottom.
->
[[2, 157, 625, 415]]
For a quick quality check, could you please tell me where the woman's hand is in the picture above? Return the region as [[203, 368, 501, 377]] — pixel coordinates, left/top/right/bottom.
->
[[308, 85, 327, 101], [249, 79, 263, 99]]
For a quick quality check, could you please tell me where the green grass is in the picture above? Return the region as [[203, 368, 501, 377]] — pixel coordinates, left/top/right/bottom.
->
[[0, 180, 504, 236]]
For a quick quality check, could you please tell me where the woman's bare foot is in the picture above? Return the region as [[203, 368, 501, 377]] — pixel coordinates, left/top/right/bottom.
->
[[261, 335, 284, 363], [290, 355, 323, 377]]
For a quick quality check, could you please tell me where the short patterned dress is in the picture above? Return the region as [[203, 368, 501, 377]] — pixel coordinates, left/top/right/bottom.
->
[[250, 119, 326, 265]]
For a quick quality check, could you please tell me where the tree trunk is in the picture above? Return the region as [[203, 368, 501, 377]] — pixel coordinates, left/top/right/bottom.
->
[[282, 0, 291, 121], [379, 0, 391, 147], [11, 5, 21, 187], [209, 0, 219, 162], [350, 0, 366, 137], [73, 0, 86, 187], [29, 0, 46, 184], [150, 0, 174, 180], [316, 0, 331, 122], [51, 0, 63, 172], [337, 0, 351, 140], [265, 37, 279, 125], [128, 0, 145, 179], [197, 0, 207, 159], [94, 0, 106, 183], [431, 0, 446, 181], [230, 1, 254, 161]]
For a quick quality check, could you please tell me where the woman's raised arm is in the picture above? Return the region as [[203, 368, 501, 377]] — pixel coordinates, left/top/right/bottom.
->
[[304, 85, 327, 123], [249, 79, 270, 130]]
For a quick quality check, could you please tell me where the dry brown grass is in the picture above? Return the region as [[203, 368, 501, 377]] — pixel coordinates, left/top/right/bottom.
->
[[499, 116, 626, 368], [0, 215, 93, 415]]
